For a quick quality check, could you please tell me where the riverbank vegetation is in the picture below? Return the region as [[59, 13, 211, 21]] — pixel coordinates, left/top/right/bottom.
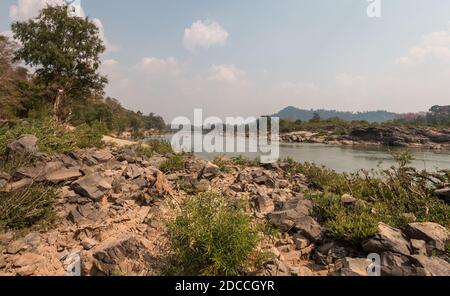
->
[[281, 154, 449, 243]]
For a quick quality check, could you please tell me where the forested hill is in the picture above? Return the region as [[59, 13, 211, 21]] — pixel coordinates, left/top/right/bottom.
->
[[273, 106, 399, 123]]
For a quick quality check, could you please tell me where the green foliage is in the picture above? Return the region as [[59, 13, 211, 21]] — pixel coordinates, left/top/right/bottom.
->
[[146, 139, 173, 155], [0, 118, 105, 155], [212, 156, 232, 173], [231, 155, 261, 167], [281, 155, 449, 242], [160, 155, 185, 173], [12, 4, 107, 120], [0, 184, 56, 230], [166, 192, 263, 276]]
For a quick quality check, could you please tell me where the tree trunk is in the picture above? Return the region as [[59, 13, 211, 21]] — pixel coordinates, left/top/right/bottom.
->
[[53, 89, 64, 123]]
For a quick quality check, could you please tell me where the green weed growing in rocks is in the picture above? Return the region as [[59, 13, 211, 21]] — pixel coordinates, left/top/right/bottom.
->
[[165, 192, 265, 276], [160, 155, 185, 173], [281, 153, 449, 243], [0, 118, 105, 155], [0, 184, 57, 230]]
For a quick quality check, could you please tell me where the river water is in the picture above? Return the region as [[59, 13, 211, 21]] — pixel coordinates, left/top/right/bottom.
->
[[159, 134, 450, 173]]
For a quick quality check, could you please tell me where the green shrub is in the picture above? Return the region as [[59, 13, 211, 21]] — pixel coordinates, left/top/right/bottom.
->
[[0, 184, 56, 230], [212, 156, 232, 173], [166, 192, 263, 276], [146, 139, 173, 156], [0, 118, 105, 156], [160, 155, 185, 173], [231, 155, 261, 167], [282, 155, 449, 242]]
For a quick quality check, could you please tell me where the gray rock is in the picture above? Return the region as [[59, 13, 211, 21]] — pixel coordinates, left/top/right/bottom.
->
[[71, 175, 112, 201], [409, 255, 450, 276], [362, 223, 411, 256], [45, 167, 82, 184], [92, 149, 114, 163], [380, 252, 427, 276], [405, 222, 449, 252], [295, 216, 323, 242], [434, 187, 450, 204], [6, 134, 38, 156], [337, 258, 369, 276], [199, 161, 220, 181]]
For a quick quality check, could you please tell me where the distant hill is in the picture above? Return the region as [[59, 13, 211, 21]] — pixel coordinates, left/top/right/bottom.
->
[[273, 106, 399, 123]]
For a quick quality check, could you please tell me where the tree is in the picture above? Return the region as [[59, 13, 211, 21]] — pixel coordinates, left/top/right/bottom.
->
[[11, 5, 107, 122], [310, 112, 321, 123]]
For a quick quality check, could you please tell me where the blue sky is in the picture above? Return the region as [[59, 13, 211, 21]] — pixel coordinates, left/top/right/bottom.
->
[[1, 0, 450, 121]]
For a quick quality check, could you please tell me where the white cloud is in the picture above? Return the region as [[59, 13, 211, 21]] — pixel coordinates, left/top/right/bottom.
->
[[8, 1, 118, 52], [207, 64, 244, 83], [9, 0, 85, 21], [183, 20, 229, 52], [137, 57, 182, 76], [396, 24, 450, 65], [103, 59, 118, 67]]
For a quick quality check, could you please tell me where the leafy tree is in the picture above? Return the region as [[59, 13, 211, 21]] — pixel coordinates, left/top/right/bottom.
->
[[11, 5, 107, 122], [310, 112, 321, 123]]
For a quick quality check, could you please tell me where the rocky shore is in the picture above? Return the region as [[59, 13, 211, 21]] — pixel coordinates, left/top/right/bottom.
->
[[281, 126, 450, 150], [0, 135, 449, 276]]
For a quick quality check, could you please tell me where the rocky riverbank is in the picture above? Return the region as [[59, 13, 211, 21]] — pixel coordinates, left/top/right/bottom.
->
[[281, 126, 450, 150], [0, 135, 449, 276]]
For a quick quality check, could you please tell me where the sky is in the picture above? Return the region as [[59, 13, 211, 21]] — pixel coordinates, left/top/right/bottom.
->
[[1, 0, 450, 121]]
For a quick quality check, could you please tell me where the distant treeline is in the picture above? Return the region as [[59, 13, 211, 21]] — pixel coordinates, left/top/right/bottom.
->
[[273, 106, 399, 123]]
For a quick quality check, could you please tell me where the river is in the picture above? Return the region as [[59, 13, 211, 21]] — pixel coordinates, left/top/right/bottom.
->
[[158, 134, 450, 173]]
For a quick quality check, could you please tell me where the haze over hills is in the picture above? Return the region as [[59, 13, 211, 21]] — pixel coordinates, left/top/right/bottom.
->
[[273, 106, 400, 123]]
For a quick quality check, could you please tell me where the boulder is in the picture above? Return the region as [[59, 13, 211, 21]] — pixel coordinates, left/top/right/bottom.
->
[[71, 175, 112, 201], [433, 187, 450, 204], [295, 216, 323, 242], [92, 149, 114, 163], [380, 252, 427, 276], [337, 258, 369, 276], [6, 134, 38, 156], [362, 223, 411, 256], [268, 198, 314, 233], [87, 235, 150, 276], [404, 222, 449, 252], [341, 194, 357, 206], [252, 195, 275, 214], [199, 161, 220, 180], [409, 255, 450, 276], [45, 167, 82, 184]]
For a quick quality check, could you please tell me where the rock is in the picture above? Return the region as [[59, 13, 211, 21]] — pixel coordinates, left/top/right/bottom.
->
[[88, 235, 150, 276], [123, 164, 143, 180], [295, 216, 323, 242], [6, 240, 28, 254], [341, 194, 357, 206], [410, 239, 428, 256], [194, 179, 211, 192], [293, 234, 310, 250], [81, 238, 98, 250], [337, 258, 369, 276], [268, 198, 314, 233], [409, 255, 450, 276], [405, 222, 449, 252], [6, 134, 38, 156], [67, 204, 101, 224], [92, 149, 114, 163], [362, 223, 411, 256], [199, 161, 220, 180], [71, 175, 112, 201], [0, 256, 6, 269], [4, 178, 33, 192], [45, 167, 82, 184], [12, 252, 44, 268], [0, 232, 14, 245], [380, 252, 427, 276], [252, 195, 275, 214], [434, 187, 450, 204]]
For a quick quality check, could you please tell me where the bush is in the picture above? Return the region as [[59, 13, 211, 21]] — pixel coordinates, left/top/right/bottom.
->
[[146, 139, 173, 156], [160, 155, 185, 173], [0, 184, 56, 230], [0, 118, 105, 156], [166, 192, 263, 276], [281, 155, 449, 242]]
